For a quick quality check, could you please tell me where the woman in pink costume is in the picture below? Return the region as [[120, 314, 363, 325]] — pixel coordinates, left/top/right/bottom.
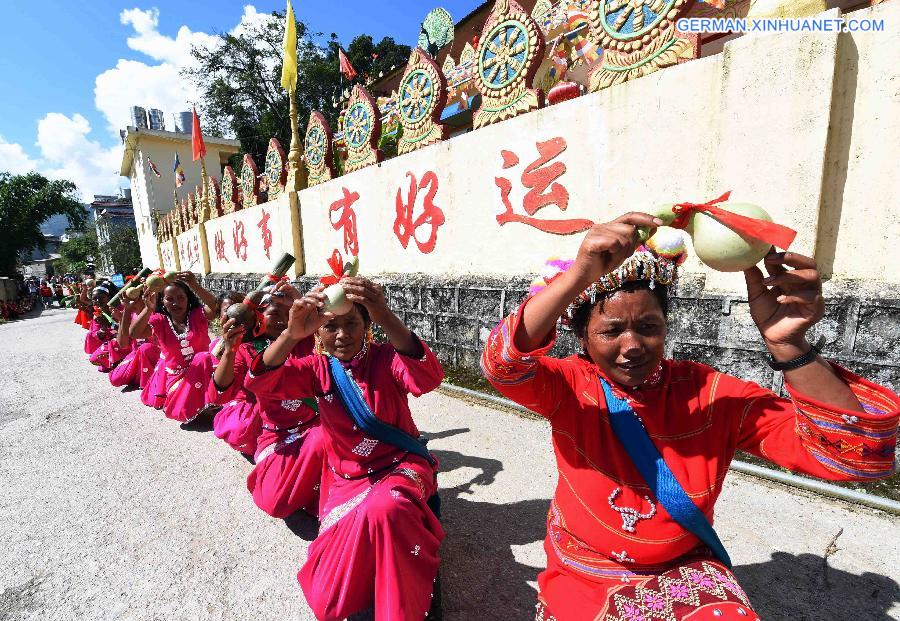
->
[[211, 283, 325, 518], [246, 277, 444, 621], [84, 281, 120, 359], [109, 296, 161, 389], [130, 272, 218, 423]]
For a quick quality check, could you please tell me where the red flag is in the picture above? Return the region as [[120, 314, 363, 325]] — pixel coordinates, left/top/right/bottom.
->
[[191, 107, 206, 161], [338, 48, 357, 80]]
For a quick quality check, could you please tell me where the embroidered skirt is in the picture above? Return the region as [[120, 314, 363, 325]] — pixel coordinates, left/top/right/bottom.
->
[[299, 456, 444, 621]]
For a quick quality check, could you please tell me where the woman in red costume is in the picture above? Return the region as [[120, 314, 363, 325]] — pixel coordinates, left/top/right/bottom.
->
[[130, 272, 218, 423], [246, 277, 444, 621], [83, 280, 120, 358], [108, 295, 160, 390], [481, 213, 899, 621], [209, 283, 326, 519]]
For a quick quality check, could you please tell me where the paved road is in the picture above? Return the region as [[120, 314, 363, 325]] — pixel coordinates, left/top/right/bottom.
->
[[1, 309, 898, 620]]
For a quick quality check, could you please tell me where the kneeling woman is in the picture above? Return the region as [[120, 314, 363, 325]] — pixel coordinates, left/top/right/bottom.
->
[[210, 285, 325, 519], [246, 277, 444, 621], [84, 280, 120, 359], [130, 272, 218, 423], [109, 296, 160, 390], [482, 213, 899, 621]]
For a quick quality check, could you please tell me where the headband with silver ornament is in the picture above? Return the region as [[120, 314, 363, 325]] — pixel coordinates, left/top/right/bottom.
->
[[529, 231, 688, 327], [93, 285, 110, 295]]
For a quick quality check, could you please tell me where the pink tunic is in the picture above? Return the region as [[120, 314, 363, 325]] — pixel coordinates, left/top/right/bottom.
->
[[83, 316, 112, 356], [246, 339, 445, 620], [110, 340, 160, 389], [148, 307, 213, 423]]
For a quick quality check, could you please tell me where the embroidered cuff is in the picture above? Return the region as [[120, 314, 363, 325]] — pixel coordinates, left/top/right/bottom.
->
[[481, 299, 557, 387], [395, 332, 429, 362], [788, 363, 899, 479], [247, 349, 285, 378]]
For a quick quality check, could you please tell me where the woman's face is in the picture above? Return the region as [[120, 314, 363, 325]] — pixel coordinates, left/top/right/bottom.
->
[[219, 297, 236, 325], [317, 305, 367, 362], [163, 284, 188, 320], [263, 296, 290, 338], [581, 289, 667, 387], [91, 290, 110, 306]]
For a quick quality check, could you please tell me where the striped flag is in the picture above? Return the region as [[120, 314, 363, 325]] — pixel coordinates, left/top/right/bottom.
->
[[147, 158, 161, 178], [173, 153, 186, 188]]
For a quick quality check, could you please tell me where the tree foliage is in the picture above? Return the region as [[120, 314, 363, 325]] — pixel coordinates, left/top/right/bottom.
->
[[101, 226, 143, 275], [0, 172, 86, 276], [184, 12, 410, 166], [58, 229, 98, 275]]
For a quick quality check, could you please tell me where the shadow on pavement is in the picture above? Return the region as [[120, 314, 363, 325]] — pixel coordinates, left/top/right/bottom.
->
[[432, 446, 549, 620], [735, 550, 900, 621]]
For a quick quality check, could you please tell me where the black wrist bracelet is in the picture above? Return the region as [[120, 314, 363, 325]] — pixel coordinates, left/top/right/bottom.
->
[[767, 343, 820, 371]]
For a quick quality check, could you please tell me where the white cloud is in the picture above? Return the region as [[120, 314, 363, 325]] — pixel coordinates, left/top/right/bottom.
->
[[9, 5, 279, 198], [0, 135, 40, 175], [35, 113, 122, 200]]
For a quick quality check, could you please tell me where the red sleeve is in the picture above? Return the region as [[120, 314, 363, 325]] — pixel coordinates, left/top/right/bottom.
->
[[207, 344, 251, 405], [148, 312, 166, 335], [389, 335, 444, 397], [480, 298, 571, 419], [245, 351, 322, 400], [736, 363, 899, 481]]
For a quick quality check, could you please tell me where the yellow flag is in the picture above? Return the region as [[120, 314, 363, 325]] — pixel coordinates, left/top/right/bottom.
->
[[281, 0, 298, 91]]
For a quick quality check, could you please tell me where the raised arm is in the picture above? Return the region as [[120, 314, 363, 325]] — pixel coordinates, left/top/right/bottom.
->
[[212, 317, 245, 392], [116, 298, 142, 349], [516, 213, 662, 351], [262, 294, 330, 369], [176, 271, 218, 320], [745, 250, 863, 413], [129, 289, 156, 340]]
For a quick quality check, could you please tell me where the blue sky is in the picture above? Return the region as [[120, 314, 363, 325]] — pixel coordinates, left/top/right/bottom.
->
[[0, 1, 481, 199]]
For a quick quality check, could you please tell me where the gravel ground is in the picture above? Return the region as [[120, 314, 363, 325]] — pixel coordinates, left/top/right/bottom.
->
[[1, 309, 898, 621]]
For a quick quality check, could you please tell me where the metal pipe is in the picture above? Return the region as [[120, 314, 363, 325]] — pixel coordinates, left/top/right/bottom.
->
[[438, 382, 900, 516]]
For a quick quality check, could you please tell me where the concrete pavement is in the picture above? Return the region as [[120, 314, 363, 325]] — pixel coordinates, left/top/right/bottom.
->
[[0, 308, 897, 620]]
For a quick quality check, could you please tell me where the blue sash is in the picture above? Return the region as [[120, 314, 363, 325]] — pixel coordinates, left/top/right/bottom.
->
[[327, 355, 435, 466], [600, 378, 732, 568]]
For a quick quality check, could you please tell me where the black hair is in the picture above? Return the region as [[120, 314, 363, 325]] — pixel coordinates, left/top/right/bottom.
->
[[570, 280, 669, 340], [92, 279, 120, 298], [155, 280, 201, 315], [219, 290, 245, 305]]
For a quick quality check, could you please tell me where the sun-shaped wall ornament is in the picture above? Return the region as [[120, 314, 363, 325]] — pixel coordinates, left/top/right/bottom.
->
[[239, 154, 260, 207], [264, 138, 287, 200], [473, 0, 545, 129], [221, 166, 240, 213], [342, 84, 383, 174], [207, 176, 222, 218], [586, 0, 695, 91], [397, 48, 448, 155], [304, 111, 337, 188]]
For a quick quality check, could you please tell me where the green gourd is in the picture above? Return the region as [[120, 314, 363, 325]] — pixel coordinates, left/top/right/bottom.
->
[[323, 255, 360, 315], [643, 202, 775, 272]]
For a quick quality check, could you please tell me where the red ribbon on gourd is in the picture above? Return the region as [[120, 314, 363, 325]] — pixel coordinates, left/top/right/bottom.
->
[[241, 296, 268, 338], [670, 191, 797, 250], [320, 249, 345, 286]]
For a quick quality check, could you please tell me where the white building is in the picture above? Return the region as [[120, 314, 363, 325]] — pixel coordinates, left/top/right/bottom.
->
[[119, 125, 240, 268]]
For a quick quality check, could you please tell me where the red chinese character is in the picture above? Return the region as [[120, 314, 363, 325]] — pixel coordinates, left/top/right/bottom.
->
[[494, 137, 593, 235], [214, 231, 228, 262], [232, 220, 248, 261], [394, 171, 444, 254], [329, 187, 360, 256], [257, 209, 273, 260]]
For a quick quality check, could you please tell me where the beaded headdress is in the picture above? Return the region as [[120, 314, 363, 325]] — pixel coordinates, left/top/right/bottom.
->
[[529, 230, 688, 327]]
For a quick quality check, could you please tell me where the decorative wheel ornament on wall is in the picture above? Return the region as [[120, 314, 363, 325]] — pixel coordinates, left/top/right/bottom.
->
[[265, 138, 287, 200], [304, 112, 337, 188], [397, 48, 448, 155], [587, 0, 695, 91], [207, 176, 221, 218], [240, 154, 260, 207], [342, 84, 383, 174], [222, 166, 240, 213], [473, 0, 545, 129]]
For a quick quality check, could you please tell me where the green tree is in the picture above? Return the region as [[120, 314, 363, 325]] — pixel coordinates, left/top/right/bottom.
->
[[184, 11, 410, 166], [100, 226, 142, 275], [59, 230, 98, 275], [0, 172, 86, 276]]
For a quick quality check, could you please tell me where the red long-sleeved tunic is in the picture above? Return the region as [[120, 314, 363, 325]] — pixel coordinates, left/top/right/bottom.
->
[[481, 300, 899, 621]]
